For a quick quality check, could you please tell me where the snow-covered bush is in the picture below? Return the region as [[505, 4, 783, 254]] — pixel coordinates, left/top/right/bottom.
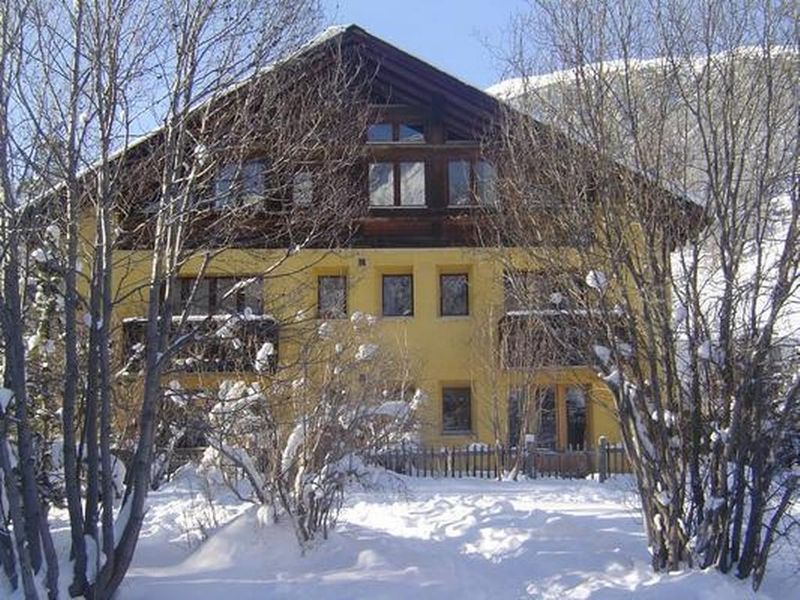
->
[[201, 315, 418, 546]]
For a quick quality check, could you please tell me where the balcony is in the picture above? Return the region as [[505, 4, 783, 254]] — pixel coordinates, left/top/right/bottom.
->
[[499, 312, 588, 369], [122, 314, 278, 374]]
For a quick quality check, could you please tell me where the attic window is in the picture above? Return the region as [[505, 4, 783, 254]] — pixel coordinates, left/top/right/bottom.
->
[[292, 171, 313, 205], [367, 122, 425, 143], [214, 159, 265, 208], [447, 160, 496, 206]]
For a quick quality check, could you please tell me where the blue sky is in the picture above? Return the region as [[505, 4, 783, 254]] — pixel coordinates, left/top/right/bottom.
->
[[322, 0, 531, 90]]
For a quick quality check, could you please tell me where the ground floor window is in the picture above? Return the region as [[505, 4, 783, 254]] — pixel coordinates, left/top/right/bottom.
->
[[508, 384, 590, 449], [442, 387, 471, 434]]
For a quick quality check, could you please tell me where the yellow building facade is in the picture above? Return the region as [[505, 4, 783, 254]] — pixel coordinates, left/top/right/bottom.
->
[[107, 25, 622, 451]]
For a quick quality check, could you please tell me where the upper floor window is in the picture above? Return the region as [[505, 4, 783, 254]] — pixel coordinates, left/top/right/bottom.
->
[[317, 275, 347, 319], [368, 122, 425, 143], [503, 271, 587, 314], [448, 160, 496, 206], [382, 274, 413, 316], [440, 273, 469, 316], [292, 170, 313, 205], [180, 276, 263, 316], [369, 162, 426, 207], [214, 159, 265, 208]]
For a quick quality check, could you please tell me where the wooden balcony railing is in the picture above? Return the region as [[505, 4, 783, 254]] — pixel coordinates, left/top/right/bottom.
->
[[122, 314, 278, 373]]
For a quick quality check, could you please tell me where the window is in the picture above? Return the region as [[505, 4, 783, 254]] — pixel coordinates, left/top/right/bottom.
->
[[565, 386, 588, 449], [448, 160, 471, 206], [534, 387, 557, 449], [447, 160, 496, 206], [442, 387, 471, 433], [503, 271, 589, 313], [399, 162, 425, 205], [292, 171, 313, 205], [367, 122, 425, 143], [440, 273, 468, 316], [369, 161, 426, 207], [214, 159, 265, 208], [179, 277, 262, 315], [367, 123, 393, 142], [318, 275, 346, 319], [382, 274, 413, 316]]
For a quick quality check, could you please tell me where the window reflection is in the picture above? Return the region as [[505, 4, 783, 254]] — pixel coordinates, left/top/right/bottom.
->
[[382, 274, 413, 316], [566, 386, 588, 449], [292, 171, 313, 205], [369, 162, 394, 206], [367, 123, 392, 142], [476, 161, 497, 205], [442, 387, 471, 433], [398, 123, 425, 143], [448, 160, 471, 206], [440, 273, 468, 316], [399, 162, 425, 205]]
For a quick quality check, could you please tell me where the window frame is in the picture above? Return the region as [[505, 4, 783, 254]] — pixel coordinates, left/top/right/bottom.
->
[[367, 122, 426, 144], [439, 273, 469, 317], [179, 276, 263, 316], [317, 274, 347, 319], [447, 159, 496, 207], [213, 158, 266, 209], [442, 386, 472, 434], [369, 161, 426, 207], [292, 170, 314, 205], [381, 273, 414, 317]]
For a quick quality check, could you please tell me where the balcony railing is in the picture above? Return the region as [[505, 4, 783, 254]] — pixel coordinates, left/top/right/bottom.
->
[[122, 314, 278, 373]]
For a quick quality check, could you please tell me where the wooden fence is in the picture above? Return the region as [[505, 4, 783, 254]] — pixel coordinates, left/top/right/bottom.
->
[[370, 437, 630, 482]]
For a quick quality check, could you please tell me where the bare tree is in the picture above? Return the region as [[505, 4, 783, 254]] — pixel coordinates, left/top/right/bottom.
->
[[1, 1, 375, 597], [488, 0, 798, 588]]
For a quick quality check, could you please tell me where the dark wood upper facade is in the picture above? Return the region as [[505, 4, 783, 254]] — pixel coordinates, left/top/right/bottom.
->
[[112, 25, 506, 250]]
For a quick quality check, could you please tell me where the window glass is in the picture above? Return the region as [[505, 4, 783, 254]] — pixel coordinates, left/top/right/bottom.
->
[[399, 162, 425, 206], [442, 387, 472, 433], [507, 387, 524, 446], [292, 171, 313, 205], [398, 123, 425, 143], [534, 387, 557, 449], [476, 161, 497, 205], [181, 279, 211, 315], [566, 386, 588, 449], [382, 274, 413, 316], [216, 278, 239, 314], [180, 277, 262, 315], [448, 160, 471, 206], [318, 275, 347, 319], [369, 162, 394, 206], [367, 123, 393, 142], [214, 163, 237, 207], [241, 160, 265, 198], [440, 273, 468, 316]]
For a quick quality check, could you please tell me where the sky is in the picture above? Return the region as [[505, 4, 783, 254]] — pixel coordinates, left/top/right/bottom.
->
[[322, 0, 531, 90]]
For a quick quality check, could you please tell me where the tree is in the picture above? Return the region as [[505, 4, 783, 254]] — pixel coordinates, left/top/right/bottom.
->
[[489, 0, 798, 588], [0, 0, 373, 597]]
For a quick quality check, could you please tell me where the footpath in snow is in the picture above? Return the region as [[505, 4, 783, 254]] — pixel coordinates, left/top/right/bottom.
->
[[117, 471, 796, 599]]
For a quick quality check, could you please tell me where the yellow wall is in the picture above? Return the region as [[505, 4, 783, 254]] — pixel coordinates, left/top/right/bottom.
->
[[110, 245, 621, 449]]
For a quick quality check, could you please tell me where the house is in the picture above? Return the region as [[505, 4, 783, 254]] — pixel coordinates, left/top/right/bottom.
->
[[105, 25, 653, 451]]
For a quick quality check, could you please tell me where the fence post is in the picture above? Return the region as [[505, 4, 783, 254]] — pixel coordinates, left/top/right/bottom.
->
[[597, 436, 608, 483]]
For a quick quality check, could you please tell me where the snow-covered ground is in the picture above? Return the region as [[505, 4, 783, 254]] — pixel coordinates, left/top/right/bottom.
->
[[116, 469, 796, 600]]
